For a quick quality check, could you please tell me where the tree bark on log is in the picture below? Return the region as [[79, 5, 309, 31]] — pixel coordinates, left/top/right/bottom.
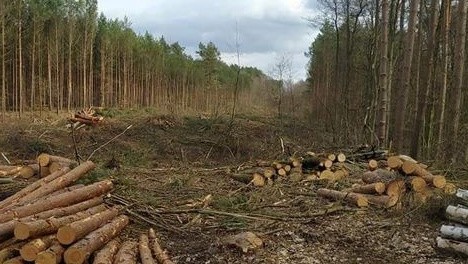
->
[[386, 180, 405, 198], [345, 182, 386, 194], [436, 236, 468, 256], [0, 167, 70, 211], [57, 207, 121, 245], [421, 174, 446, 188], [35, 241, 65, 264], [456, 189, 468, 202], [14, 204, 108, 240], [229, 173, 265, 187], [0, 196, 103, 237], [37, 154, 75, 167], [361, 169, 398, 184], [0, 248, 16, 263], [92, 239, 120, 264], [19, 235, 55, 261], [0, 180, 113, 223], [446, 205, 468, 225], [114, 241, 137, 264], [387, 156, 403, 169], [139, 234, 155, 264], [3, 256, 24, 264], [63, 215, 129, 264], [18, 164, 39, 179], [148, 228, 174, 264], [362, 194, 398, 208], [317, 188, 369, 207], [440, 225, 468, 242]]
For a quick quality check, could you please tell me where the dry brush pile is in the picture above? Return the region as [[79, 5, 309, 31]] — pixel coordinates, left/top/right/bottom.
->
[[0, 153, 173, 264], [230, 150, 456, 209]]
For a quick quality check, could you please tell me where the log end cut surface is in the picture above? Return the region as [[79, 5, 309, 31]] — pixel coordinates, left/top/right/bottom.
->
[[64, 248, 86, 264], [14, 223, 30, 240], [56, 226, 76, 245]]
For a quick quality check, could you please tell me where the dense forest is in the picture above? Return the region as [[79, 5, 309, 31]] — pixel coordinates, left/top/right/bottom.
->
[[306, 0, 468, 162], [0, 0, 278, 119]]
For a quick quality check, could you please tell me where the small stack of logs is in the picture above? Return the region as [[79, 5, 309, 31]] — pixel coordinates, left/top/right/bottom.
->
[[317, 154, 454, 208], [436, 189, 468, 256], [229, 152, 348, 187], [0, 153, 173, 264], [68, 107, 104, 129]]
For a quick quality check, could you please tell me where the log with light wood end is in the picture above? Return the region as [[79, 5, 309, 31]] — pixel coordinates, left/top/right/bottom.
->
[[336, 153, 346, 163], [387, 156, 403, 169], [37, 154, 74, 167], [407, 177, 427, 193], [368, 160, 378, 171], [3, 256, 24, 264], [92, 239, 120, 264], [139, 234, 155, 264], [57, 207, 121, 245], [19, 235, 55, 261], [35, 241, 65, 264], [362, 194, 398, 208], [148, 228, 174, 264], [0, 248, 16, 263], [317, 188, 368, 207], [320, 170, 335, 181], [346, 182, 386, 195], [361, 169, 398, 184], [18, 164, 39, 179], [421, 174, 446, 188], [114, 241, 138, 264], [63, 215, 129, 264], [386, 180, 405, 198]]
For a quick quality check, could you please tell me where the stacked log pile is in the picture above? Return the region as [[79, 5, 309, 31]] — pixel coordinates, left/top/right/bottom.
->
[[67, 107, 104, 129], [0, 154, 173, 264], [436, 189, 468, 256]]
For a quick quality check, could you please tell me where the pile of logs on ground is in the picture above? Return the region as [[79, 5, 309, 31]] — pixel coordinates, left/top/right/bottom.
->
[[67, 108, 104, 129], [0, 153, 173, 264], [318, 154, 455, 208], [229, 152, 349, 187], [436, 189, 468, 256]]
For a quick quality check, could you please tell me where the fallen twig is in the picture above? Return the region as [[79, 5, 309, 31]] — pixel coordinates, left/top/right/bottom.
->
[[87, 125, 133, 160]]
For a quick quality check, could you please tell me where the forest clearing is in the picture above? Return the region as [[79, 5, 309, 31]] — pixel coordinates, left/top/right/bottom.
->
[[1, 0, 468, 263]]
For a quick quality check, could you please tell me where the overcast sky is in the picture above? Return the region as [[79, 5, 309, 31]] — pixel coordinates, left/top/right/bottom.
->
[[97, 0, 320, 81]]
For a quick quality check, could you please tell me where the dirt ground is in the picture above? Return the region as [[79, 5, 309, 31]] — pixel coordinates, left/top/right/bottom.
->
[[0, 110, 466, 263]]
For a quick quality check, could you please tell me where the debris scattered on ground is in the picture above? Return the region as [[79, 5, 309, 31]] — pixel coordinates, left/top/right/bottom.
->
[[67, 107, 104, 129]]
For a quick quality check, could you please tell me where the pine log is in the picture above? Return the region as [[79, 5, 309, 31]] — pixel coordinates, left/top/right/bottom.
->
[[0, 167, 70, 211], [317, 188, 369, 207], [139, 234, 155, 264], [18, 164, 39, 179], [229, 173, 265, 187], [48, 162, 72, 173], [37, 154, 74, 167], [262, 167, 276, 178], [362, 194, 398, 208], [336, 153, 346, 163], [114, 241, 137, 264], [0, 248, 16, 263], [440, 225, 468, 242], [421, 174, 446, 188], [0, 180, 113, 223], [386, 180, 405, 198], [387, 156, 403, 169], [368, 160, 378, 171], [57, 207, 121, 245], [321, 159, 333, 169], [0, 196, 103, 237], [333, 169, 347, 180], [407, 177, 427, 193], [3, 256, 24, 264], [289, 171, 303, 182], [277, 168, 287, 176], [92, 239, 120, 264], [19, 235, 55, 261], [40, 166, 51, 177], [283, 165, 292, 173], [320, 170, 335, 181], [361, 169, 398, 184], [401, 160, 429, 176], [148, 228, 174, 264], [446, 205, 468, 225], [13, 161, 96, 206], [444, 183, 457, 195], [398, 154, 418, 163], [63, 215, 129, 264], [272, 162, 283, 170], [14, 204, 108, 240], [436, 236, 468, 256], [345, 182, 386, 195], [0, 166, 22, 177], [35, 241, 65, 264], [327, 153, 336, 161]]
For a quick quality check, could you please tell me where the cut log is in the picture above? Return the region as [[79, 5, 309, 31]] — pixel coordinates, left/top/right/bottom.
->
[[19, 235, 55, 261], [361, 169, 398, 184], [0, 166, 22, 177], [277, 168, 287, 176], [0, 167, 70, 211], [0, 248, 16, 263], [345, 182, 386, 195], [321, 159, 333, 169], [40, 166, 51, 177], [92, 239, 120, 264], [444, 183, 457, 195], [368, 160, 378, 171], [317, 188, 369, 207], [148, 228, 174, 264], [436, 236, 468, 256], [0, 180, 113, 223], [272, 162, 283, 170], [0, 196, 103, 237], [407, 177, 427, 193], [35, 241, 65, 264], [446, 205, 468, 225], [398, 154, 418, 163], [114, 241, 137, 264], [18, 164, 39, 179], [283, 165, 291, 173], [229, 173, 264, 187], [336, 153, 346, 163], [290, 158, 302, 168], [320, 170, 335, 181], [63, 215, 129, 264], [386, 180, 405, 198], [57, 207, 121, 245], [421, 174, 446, 188], [139, 234, 155, 264], [48, 162, 71, 173], [3, 256, 24, 264], [387, 156, 403, 169], [440, 225, 468, 242], [361, 194, 398, 208], [37, 154, 74, 167], [289, 172, 303, 182], [14, 204, 108, 240], [262, 167, 276, 178]]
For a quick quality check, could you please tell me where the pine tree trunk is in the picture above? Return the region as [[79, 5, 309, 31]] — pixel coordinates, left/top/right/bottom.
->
[[92, 239, 120, 264], [139, 234, 155, 264], [114, 241, 137, 264], [35, 241, 65, 264]]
